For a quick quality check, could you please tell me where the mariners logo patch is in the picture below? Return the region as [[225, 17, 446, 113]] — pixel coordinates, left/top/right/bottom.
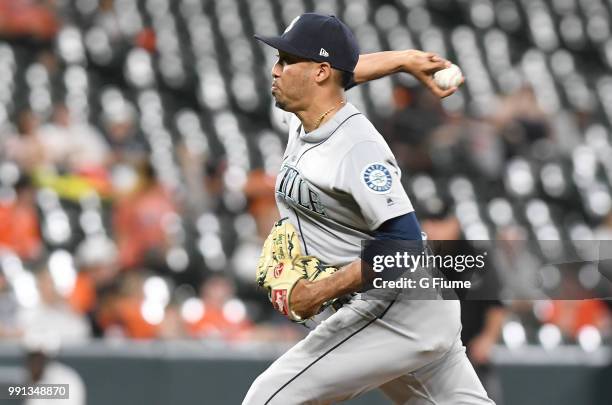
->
[[362, 163, 393, 194]]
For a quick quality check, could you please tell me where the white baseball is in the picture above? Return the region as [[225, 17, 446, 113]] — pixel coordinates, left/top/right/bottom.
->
[[433, 64, 463, 90]]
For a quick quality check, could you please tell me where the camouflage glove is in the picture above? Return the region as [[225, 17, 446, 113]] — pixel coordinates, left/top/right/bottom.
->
[[256, 218, 337, 322]]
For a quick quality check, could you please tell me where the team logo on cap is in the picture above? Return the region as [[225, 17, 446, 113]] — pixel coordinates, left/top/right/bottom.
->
[[362, 163, 393, 194], [284, 16, 300, 34]]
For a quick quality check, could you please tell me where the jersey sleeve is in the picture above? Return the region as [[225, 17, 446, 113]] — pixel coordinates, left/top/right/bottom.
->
[[333, 141, 414, 230]]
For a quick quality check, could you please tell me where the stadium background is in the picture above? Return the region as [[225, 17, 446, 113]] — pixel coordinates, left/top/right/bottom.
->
[[0, 0, 610, 404]]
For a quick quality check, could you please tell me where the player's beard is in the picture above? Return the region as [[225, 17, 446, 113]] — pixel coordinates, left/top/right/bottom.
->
[[274, 99, 287, 111], [272, 87, 287, 111], [274, 93, 293, 112], [273, 89, 303, 112]]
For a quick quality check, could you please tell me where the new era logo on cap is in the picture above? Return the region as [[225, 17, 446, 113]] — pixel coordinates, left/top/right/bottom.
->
[[319, 48, 329, 57]]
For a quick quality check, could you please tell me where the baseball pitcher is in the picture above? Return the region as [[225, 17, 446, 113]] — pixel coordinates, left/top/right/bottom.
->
[[244, 13, 493, 405]]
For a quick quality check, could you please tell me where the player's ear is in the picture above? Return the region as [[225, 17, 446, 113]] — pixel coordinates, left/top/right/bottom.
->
[[314, 62, 332, 84]]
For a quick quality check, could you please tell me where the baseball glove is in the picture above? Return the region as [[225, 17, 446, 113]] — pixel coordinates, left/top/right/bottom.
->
[[256, 218, 338, 322]]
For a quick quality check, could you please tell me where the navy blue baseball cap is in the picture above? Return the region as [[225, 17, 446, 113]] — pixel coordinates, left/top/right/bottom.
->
[[254, 13, 360, 73]]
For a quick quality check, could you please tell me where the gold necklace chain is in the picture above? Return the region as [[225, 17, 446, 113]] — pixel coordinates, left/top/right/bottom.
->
[[314, 100, 345, 129]]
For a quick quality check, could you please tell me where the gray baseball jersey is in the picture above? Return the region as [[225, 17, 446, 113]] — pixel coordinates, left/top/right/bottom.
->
[[276, 102, 414, 266], [244, 103, 494, 405]]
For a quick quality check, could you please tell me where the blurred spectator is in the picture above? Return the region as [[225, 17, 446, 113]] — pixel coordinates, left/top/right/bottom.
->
[[494, 225, 544, 300], [24, 346, 86, 405], [92, 281, 122, 338], [429, 112, 504, 179], [244, 169, 279, 239], [96, 271, 158, 339], [186, 276, 253, 340], [135, 28, 156, 53], [176, 139, 208, 216], [103, 100, 147, 162], [382, 85, 445, 172], [231, 177, 274, 281], [113, 162, 178, 269], [158, 302, 189, 339], [18, 268, 91, 344], [0, 0, 59, 41], [203, 158, 227, 209], [547, 299, 610, 340], [0, 176, 42, 260], [493, 86, 553, 157], [69, 236, 119, 316], [0, 271, 19, 338], [3, 109, 45, 172], [38, 103, 110, 171]]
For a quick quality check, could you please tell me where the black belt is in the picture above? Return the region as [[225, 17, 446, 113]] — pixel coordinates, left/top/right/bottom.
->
[[330, 293, 354, 311]]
